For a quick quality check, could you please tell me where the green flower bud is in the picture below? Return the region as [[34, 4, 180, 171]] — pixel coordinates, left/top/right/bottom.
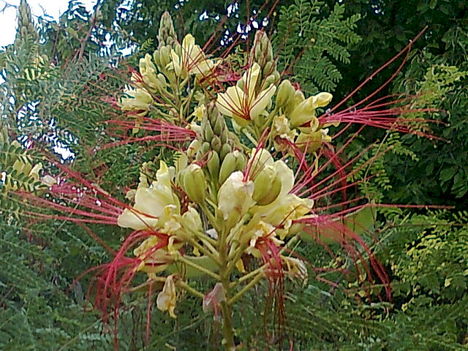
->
[[158, 11, 178, 48], [219, 143, 232, 160], [276, 80, 295, 108], [202, 119, 214, 142], [210, 135, 222, 153], [252, 166, 282, 205], [182, 164, 207, 203], [207, 151, 220, 180], [200, 141, 211, 155], [314, 92, 333, 107], [219, 152, 238, 185], [234, 150, 247, 170], [213, 114, 226, 137], [263, 61, 274, 77]]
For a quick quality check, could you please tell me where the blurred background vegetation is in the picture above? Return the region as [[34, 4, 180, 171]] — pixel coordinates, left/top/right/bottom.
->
[[0, 0, 466, 349]]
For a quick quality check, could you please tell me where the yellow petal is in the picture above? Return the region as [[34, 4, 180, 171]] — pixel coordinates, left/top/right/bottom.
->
[[216, 86, 245, 118], [218, 171, 254, 224], [250, 84, 276, 120]]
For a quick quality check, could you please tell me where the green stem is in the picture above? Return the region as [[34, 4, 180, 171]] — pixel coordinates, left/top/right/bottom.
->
[[176, 280, 205, 299], [218, 222, 236, 350], [186, 237, 220, 264], [228, 271, 264, 305], [176, 255, 220, 280], [220, 300, 235, 350]]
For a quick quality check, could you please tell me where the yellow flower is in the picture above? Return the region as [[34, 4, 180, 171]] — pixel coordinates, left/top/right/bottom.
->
[[157, 275, 177, 318], [296, 128, 332, 153], [216, 63, 276, 124], [252, 194, 313, 235], [117, 161, 180, 230], [246, 149, 313, 234], [120, 88, 153, 115], [192, 104, 206, 120], [138, 54, 166, 91], [217, 171, 254, 229], [134, 236, 175, 274], [272, 114, 297, 142], [288, 92, 332, 128], [170, 34, 215, 77]]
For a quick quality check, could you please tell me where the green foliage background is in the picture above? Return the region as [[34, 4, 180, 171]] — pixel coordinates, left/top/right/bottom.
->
[[1, 0, 466, 350]]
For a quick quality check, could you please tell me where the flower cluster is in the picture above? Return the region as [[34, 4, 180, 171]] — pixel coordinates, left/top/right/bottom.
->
[[18, 11, 437, 351]]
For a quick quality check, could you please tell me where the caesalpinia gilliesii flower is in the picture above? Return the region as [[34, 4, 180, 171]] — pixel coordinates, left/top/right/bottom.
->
[[170, 34, 216, 77], [274, 79, 334, 152], [218, 149, 312, 263], [16, 15, 418, 350], [216, 62, 276, 125]]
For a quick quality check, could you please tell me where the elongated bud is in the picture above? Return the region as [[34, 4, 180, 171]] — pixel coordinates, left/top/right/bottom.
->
[[276, 79, 295, 108], [200, 141, 211, 155], [219, 143, 232, 160], [252, 166, 282, 205], [218, 152, 237, 186], [213, 115, 226, 140], [313, 92, 333, 107], [202, 119, 214, 141], [182, 164, 207, 203], [158, 11, 178, 48], [210, 135, 222, 153], [207, 151, 220, 180], [234, 151, 247, 170], [251, 31, 279, 91], [252, 31, 274, 69]]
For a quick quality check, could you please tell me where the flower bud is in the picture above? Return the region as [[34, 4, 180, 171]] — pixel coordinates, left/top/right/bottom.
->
[[218, 151, 238, 185], [202, 118, 214, 141], [158, 11, 178, 48], [186, 139, 201, 158], [313, 92, 333, 108], [253, 166, 282, 205], [210, 135, 222, 153], [289, 96, 316, 128], [182, 164, 207, 203], [207, 151, 220, 180], [234, 150, 247, 170], [276, 79, 295, 108], [219, 143, 232, 160], [200, 141, 211, 155], [213, 114, 226, 137]]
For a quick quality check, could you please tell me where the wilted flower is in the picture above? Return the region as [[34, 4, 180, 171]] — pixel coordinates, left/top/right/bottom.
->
[[157, 275, 177, 318]]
